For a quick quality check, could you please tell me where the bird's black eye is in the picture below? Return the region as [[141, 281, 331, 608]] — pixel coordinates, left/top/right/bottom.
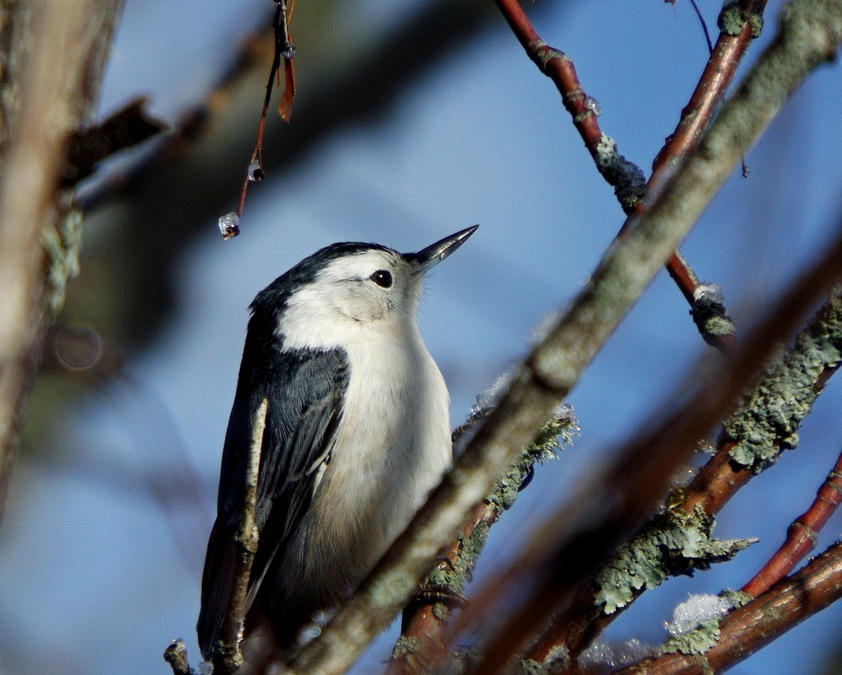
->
[[370, 269, 393, 288]]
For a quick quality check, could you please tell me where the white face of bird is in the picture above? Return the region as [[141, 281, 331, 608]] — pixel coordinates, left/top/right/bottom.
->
[[279, 248, 426, 351], [276, 226, 477, 350], [312, 249, 424, 324]]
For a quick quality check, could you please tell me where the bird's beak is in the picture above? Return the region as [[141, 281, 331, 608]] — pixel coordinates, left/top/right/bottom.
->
[[408, 225, 478, 274]]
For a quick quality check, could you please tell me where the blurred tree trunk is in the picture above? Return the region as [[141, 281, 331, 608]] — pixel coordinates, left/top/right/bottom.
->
[[0, 0, 123, 520]]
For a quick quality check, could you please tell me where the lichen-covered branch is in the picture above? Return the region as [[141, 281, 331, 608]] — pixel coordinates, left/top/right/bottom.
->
[[680, 288, 842, 516], [387, 410, 576, 675], [612, 541, 842, 674], [594, 507, 755, 615], [722, 294, 842, 473], [630, 287, 842, 584], [464, 223, 842, 674], [525, 288, 842, 664], [284, 3, 842, 671]]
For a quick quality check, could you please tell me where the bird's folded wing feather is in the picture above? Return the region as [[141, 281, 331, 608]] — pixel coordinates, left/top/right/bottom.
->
[[197, 343, 348, 659]]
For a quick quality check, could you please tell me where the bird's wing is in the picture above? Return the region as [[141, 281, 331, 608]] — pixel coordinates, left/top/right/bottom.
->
[[197, 344, 348, 659]]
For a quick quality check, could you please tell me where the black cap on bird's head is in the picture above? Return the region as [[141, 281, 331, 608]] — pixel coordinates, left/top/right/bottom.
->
[[251, 225, 478, 318]]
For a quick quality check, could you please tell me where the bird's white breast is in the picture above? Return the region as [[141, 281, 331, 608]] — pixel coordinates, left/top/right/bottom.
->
[[278, 291, 452, 599]]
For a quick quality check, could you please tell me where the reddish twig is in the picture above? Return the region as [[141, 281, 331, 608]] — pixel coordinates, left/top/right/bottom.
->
[[678, 441, 752, 515], [220, 0, 296, 240], [495, 0, 646, 213], [653, 1, 766, 315], [496, 0, 767, 353], [742, 445, 842, 597], [613, 541, 842, 675], [649, 0, 767, 181], [386, 502, 492, 675]]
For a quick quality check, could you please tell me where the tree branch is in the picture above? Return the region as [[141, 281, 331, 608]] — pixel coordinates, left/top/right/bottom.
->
[[0, 0, 124, 521], [496, 0, 772, 353], [463, 218, 842, 674], [283, 2, 842, 671], [525, 288, 842, 663], [613, 541, 842, 674], [742, 441, 842, 597], [211, 399, 267, 673]]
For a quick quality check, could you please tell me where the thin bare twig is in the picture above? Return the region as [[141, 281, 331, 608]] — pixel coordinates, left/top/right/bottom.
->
[[497, 0, 769, 352], [687, 0, 715, 54], [651, 0, 767, 178], [222, 0, 296, 239], [163, 401, 266, 675], [494, 0, 647, 214], [742, 442, 842, 597], [652, 0, 766, 324], [211, 398, 267, 673]]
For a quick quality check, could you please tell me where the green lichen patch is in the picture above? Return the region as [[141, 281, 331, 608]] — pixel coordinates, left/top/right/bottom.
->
[[42, 206, 83, 315], [724, 294, 842, 473], [489, 405, 578, 512], [718, 2, 764, 38], [689, 283, 735, 345], [594, 133, 647, 211], [429, 408, 579, 596], [594, 507, 755, 614], [661, 590, 749, 656], [528, 407, 579, 460], [663, 617, 721, 655], [390, 635, 420, 659]]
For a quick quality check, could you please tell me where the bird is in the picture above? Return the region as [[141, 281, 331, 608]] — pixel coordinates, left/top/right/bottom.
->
[[197, 225, 478, 666]]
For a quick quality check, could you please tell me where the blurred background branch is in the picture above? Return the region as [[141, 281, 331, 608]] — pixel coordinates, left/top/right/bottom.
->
[[0, 0, 124, 520]]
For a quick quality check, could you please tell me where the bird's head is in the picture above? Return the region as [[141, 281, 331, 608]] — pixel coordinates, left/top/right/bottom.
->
[[253, 226, 477, 348]]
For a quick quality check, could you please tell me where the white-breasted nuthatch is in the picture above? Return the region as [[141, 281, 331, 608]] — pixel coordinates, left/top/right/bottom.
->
[[197, 225, 477, 662]]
